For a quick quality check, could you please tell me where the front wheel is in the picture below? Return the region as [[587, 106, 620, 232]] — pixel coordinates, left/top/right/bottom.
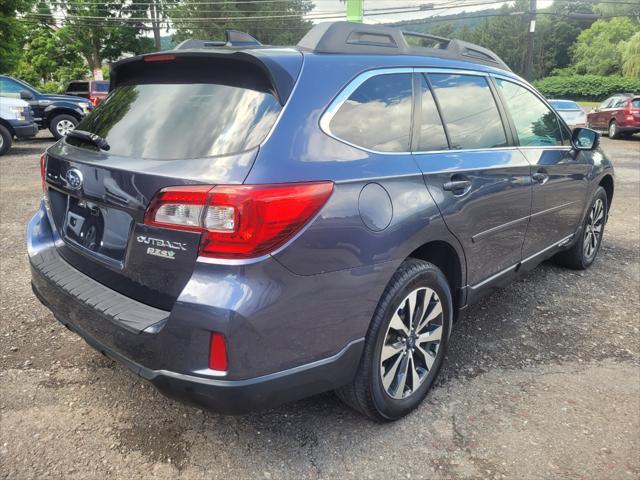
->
[[49, 114, 78, 140], [336, 258, 452, 421], [0, 124, 12, 156], [553, 187, 607, 270]]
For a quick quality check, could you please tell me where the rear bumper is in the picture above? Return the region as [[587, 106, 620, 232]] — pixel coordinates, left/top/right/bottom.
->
[[26, 202, 380, 413], [31, 279, 363, 414]]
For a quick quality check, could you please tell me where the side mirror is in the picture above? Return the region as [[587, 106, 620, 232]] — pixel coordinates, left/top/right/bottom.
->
[[20, 90, 34, 101], [571, 127, 599, 151]]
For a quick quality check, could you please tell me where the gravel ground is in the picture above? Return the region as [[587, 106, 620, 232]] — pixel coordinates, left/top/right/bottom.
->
[[1, 132, 639, 480]]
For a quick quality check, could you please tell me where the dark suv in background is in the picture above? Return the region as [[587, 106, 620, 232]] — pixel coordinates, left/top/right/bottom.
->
[[0, 75, 93, 139], [587, 93, 640, 139], [28, 23, 613, 421], [64, 80, 110, 107]]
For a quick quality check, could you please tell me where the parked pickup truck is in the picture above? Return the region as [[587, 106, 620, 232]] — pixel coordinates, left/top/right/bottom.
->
[[0, 75, 93, 139], [0, 96, 38, 156]]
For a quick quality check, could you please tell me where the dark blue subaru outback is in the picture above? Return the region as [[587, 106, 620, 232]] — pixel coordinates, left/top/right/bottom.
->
[[28, 23, 614, 421]]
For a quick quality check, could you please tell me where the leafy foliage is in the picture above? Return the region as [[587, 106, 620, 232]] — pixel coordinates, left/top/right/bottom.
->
[[622, 32, 640, 78], [533, 75, 640, 101], [169, 0, 314, 45], [571, 17, 638, 75]]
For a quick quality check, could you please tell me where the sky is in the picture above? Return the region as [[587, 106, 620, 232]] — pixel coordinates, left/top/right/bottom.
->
[[308, 0, 555, 24]]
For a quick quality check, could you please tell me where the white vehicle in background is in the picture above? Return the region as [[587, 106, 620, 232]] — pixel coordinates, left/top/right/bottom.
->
[[0, 96, 38, 156], [548, 99, 588, 130]]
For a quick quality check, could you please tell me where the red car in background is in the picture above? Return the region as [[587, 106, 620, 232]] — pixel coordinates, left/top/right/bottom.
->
[[587, 93, 640, 139], [64, 80, 110, 107]]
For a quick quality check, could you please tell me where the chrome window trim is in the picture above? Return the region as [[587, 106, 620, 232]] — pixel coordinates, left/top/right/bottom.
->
[[319, 67, 524, 156], [319, 67, 414, 156]]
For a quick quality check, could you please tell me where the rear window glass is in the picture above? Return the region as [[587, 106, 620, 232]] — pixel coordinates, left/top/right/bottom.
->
[[428, 73, 507, 150], [69, 83, 281, 159], [66, 82, 89, 92], [328, 73, 413, 152], [93, 82, 109, 92], [549, 100, 580, 110]]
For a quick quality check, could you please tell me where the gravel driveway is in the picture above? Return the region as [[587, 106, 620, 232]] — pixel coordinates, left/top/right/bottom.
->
[[1, 133, 638, 479]]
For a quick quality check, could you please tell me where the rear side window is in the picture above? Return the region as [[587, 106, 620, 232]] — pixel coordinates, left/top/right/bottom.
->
[[428, 73, 507, 150], [329, 73, 413, 152], [632, 99, 640, 108], [416, 75, 448, 151], [70, 82, 281, 160], [66, 82, 89, 93], [496, 79, 562, 147]]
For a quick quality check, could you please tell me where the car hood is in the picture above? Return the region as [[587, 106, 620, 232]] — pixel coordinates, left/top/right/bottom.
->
[[41, 94, 90, 104]]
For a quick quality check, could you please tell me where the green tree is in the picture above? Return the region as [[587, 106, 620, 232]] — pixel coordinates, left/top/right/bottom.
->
[[571, 17, 639, 75], [55, 0, 153, 79], [0, 0, 32, 73], [169, 0, 314, 46], [622, 32, 640, 77], [593, 0, 640, 20]]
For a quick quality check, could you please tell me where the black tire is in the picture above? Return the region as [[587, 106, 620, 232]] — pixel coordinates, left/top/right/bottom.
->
[[0, 124, 12, 156], [336, 258, 453, 421], [608, 120, 621, 139], [553, 186, 608, 270], [49, 114, 78, 140]]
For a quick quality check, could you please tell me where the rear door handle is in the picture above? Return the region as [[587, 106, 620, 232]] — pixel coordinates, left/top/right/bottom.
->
[[532, 172, 549, 184], [443, 174, 472, 195]]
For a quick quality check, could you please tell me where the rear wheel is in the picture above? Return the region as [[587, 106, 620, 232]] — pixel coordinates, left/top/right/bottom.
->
[[336, 258, 452, 421], [0, 125, 12, 156], [49, 114, 78, 139], [608, 120, 620, 139], [553, 187, 607, 270]]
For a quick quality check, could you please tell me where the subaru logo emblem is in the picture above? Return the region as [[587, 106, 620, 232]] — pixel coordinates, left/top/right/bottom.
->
[[66, 168, 83, 190]]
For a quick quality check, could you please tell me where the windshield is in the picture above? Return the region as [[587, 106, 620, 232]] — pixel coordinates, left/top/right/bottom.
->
[[549, 100, 581, 110], [69, 82, 281, 160]]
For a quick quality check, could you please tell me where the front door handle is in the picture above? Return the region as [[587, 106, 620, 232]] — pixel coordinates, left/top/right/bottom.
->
[[532, 171, 549, 184], [443, 174, 472, 195]]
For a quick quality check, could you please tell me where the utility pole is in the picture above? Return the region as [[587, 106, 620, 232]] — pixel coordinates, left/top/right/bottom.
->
[[151, 0, 161, 52], [524, 0, 536, 80], [346, 0, 363, 23]]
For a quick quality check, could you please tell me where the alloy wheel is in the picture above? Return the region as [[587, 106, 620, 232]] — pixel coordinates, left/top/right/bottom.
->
[[608, 122, 616, 138], [0, 134, 4, 150], [583, 198, 604, 261], [56, 119, 75, 136], [380, 287, 443, 400]]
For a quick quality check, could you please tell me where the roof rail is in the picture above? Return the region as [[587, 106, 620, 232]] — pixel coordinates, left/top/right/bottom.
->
[[297, 21, 511, 71], [175, 29, 262, 50]]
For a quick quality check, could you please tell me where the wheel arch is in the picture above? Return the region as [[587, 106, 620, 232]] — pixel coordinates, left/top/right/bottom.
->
[[599, 174, 614, 214], [0, 118, 15, 136], [407, 240, 465, 313], [44, 107, 82, 123]]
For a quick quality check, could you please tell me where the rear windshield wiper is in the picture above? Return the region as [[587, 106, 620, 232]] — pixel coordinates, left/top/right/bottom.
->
[[66, 130, 110, 151]]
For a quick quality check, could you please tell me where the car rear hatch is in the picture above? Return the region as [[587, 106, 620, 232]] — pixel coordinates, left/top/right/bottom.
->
[[42, 49, 302, 311]]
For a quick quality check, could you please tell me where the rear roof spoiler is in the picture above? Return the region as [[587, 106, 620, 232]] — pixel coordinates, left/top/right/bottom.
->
[[109, 48, 302, 105]]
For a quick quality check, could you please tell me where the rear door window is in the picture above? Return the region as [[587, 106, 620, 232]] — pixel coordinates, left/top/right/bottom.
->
[[66, 82, 89, 93], [416, 74, 449, 151], [328, 73, 413, 152], [496, 79, 563, 147], [70, 82, 281, 160], [428, 73, 507, 150]]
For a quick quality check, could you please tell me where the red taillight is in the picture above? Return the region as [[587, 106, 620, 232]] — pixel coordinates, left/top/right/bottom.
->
[[89, 96, 98, 106], [40, 153, 47, 192], [145, 182, 334, 259], [143, 53, 176, 62], [209, 332, 228, 371]]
